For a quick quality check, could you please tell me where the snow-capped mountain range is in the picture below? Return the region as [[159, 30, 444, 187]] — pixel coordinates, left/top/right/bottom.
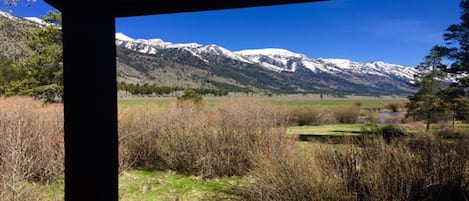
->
[[115, 32, 417, 81], [115, 32, 418, 95]]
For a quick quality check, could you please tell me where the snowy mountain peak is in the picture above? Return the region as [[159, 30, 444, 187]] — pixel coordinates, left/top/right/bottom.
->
[[235, 48, 306, 58], [116, 32, 135, 41]]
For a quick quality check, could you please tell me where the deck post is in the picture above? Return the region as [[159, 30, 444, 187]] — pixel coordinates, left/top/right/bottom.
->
[[62, 8, 118, 201]]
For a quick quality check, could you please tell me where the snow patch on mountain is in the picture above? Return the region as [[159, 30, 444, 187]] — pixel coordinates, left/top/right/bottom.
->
[[24, 17, 48, 26], [0, 9, 17, 20]]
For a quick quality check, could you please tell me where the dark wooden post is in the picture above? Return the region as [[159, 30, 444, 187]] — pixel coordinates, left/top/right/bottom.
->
[[62, 7, 118, 201]]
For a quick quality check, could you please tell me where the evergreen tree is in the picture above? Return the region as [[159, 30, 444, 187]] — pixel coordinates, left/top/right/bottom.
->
[[406, 46, 448, 131], [435, 0, 469, 123], [4, 11, 63, 102], [177, 89, 203, 104]]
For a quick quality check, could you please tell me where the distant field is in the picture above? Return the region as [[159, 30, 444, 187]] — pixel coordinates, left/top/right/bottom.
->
[[118, 98, 175, 107], [118, 96, 406, 108], [267, 99, 406, 107], [287, 124, 365, 136]]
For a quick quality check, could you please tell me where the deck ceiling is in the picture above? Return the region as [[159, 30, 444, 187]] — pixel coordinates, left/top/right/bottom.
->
[[44, 0, 327, 17]]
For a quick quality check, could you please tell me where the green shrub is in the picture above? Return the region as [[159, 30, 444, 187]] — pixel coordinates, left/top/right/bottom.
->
[[177, 89, 203, 104], [361, 124, 408, 144]]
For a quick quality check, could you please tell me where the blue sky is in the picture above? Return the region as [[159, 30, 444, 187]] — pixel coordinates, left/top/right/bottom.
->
[[4, 0, 462, 66]]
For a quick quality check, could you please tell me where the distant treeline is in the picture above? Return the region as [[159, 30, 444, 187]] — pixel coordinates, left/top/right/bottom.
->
[[117, 82, 229, 96]]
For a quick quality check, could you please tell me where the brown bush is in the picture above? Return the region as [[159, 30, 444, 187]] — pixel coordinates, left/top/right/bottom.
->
[[236, 131, 468, 201], [0, 96, 64, 200], [333, 106, 361, 124], [288, 107, 326, 126], [118, 105, 164, 170], [323, 137, 469, 201], [235, 145, 353, 201], [118, 98, 294, 179], [385, 101, 404, 112], [436, 128, 469, 140]]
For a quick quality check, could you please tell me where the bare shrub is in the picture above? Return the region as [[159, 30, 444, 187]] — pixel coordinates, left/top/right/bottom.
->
[[119, 98, 294, 179], [236, 130, 468, 201], [363, 108, 380, 123], [0, 96, 64, 200], [333, 106, 360, 124], [436, 128, 469, 140], [118, 105, 165, 170], [289, 107, 326, 126], [323, 136, 469, 201], [235, 143, 353, 201], [385, 101, 403, 112]]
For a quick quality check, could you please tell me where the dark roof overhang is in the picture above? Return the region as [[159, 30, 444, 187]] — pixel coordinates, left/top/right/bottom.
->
[[44, 0, 327, 17]]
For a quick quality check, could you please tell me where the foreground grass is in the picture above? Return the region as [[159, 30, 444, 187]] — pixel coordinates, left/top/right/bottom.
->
[[40, 170, 240, 201]]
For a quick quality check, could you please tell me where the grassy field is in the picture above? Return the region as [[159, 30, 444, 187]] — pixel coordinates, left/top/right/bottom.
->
[[118, 96, 406, 108], [118, 98, 222, 108], [266, 98, 405, 107], [118, 98, 175, 107], [40, 170, 239, 201]]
